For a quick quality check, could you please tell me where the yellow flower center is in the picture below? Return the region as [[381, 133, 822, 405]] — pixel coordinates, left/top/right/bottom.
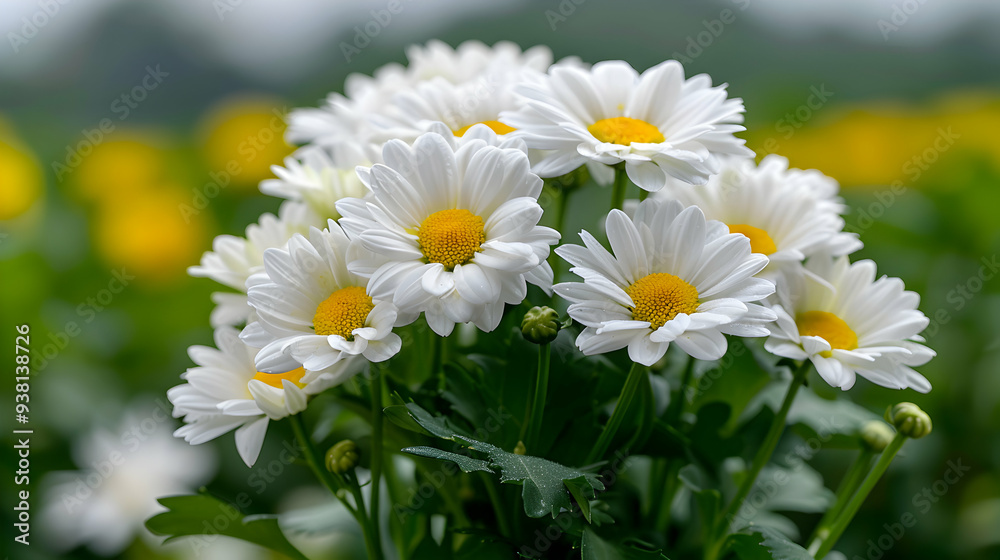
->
[[453, 120, 516, 137], [588, 117, 665, 145], [313, 286, 374, 339], [626, 273, 700, 330], [252, 366, 307, 389], [416, 208, 486, 270], [727, 224, 778, 255], [796, 310, 858, 358]]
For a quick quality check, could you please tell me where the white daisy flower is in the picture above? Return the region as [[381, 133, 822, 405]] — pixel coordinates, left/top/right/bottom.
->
[[764, 253, 934, 392], [374, 77, 521, 143], [502, 60, 752, 191], [286, 93, 376, 154], [404, 39, 552, 86], [168, 326, 358, 466], [189, 201, 320, 327], [40, 408, 216, 555], [241, 220, 405, 375], [654, 155, 861, 282], [554, 199, 776, 366], [261, 146, 371, 219], [286, 40, 552, 153], [336, 130, 560, 336]]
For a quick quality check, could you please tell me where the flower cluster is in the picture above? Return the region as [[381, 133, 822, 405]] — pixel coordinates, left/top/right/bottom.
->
[[169, 40, 934, 474]]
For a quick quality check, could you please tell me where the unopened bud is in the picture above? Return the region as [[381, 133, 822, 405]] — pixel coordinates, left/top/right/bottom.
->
[[513, 441, 527, 455], [860, 420, 895, 452], [521, 306, 560, 344], [884, 402, 932, 439], [325, 440, 360, 474]]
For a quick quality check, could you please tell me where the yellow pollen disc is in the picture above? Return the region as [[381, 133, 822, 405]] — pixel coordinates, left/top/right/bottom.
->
[[728, 223, 778, 255], [252, 367, 307, 389], [588, 116, 665, 145], [626, 273, 700, 330], [417, 208, 486, 270], [453, 120, 516, 137], [796, 310, 858, 358], [313, 286, 374, 339]]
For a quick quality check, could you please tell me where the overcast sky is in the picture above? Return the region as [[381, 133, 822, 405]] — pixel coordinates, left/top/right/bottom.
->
[[2, 0, 998, 82]]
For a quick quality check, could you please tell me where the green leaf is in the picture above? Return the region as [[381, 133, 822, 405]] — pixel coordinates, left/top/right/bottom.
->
[[689, 402, 743, 466], [741, 381, 880, 447], [726, 525, 814, 560], [582, 529, 621, 560], [582, 529, 672, 559], [720, 457, 833, 538], [384, 404, 430, 435], [755, 464, 835, 514], [405, 402, 473, 439], [402, 446, 495, 474], [401, 403, 605, 519], [565, 476, 595, 523], [679, 464, 722, 541], [146, 493, 308, 560], [691, 339, 776, 432]]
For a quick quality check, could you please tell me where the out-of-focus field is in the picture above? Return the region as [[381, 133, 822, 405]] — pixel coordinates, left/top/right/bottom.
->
[[1, 1, 997, 559]]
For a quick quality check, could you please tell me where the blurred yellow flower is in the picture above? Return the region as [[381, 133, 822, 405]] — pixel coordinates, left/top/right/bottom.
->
[[94, 185, 209, 284], [199, 96, 292, 189], [932, 91, 1000, 164], [73, 138, 167, 202], [0, 139, 44, 221], [750, 89, 1000, 189]]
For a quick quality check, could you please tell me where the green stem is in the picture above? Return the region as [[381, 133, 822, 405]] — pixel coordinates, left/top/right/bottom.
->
[[480, 472, 512, 538], [813, 433, 907, 559], [646, 459, 667, 518], [654, 460, 683, 534], [346, 477, 380, 560], [666, 357, 696, 425], [290, 413, 378, 555], [525, 343, 552, 453], [807, 449, 874, 551], [710, 360, 812, 555], [369, 366, 385, 560], [611, 164, 630, 212], [548, 190, 572, 283], [555, 188, 571, 237], [380, 456, 406, 557], [432, 332, 445, 391], [289, 414, 344, 504], [586, 362, 646, 464]]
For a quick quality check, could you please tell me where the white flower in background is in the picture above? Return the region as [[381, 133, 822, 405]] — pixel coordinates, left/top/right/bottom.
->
[[554, 199, 776, 366], [503, 60, 752, 191], [404, 39, 552, 86], [242, 220, 405, 375], [764, 253, 934, 392], [261, 146, 371, 219], [286, 40, 552, 152], [285, 92, 384, 162], [374, 77, 520, 143], [40, 408, 216, 555], [654, 155, 861, 282], [337, 130, 559, 336], [169, 326, 358, 466], [189, 201, 320, 327]]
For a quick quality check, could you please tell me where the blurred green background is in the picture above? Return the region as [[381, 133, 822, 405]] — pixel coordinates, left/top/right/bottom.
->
[[1, 0, 997, 558]]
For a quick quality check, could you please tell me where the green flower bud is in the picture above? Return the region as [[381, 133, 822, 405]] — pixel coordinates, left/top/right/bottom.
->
[[513, 441, 527, 455], [325, 440, 360, 474], [521, 306, 560, 344], [884, 402, 932, 439], [859, 420, 895, 452]]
